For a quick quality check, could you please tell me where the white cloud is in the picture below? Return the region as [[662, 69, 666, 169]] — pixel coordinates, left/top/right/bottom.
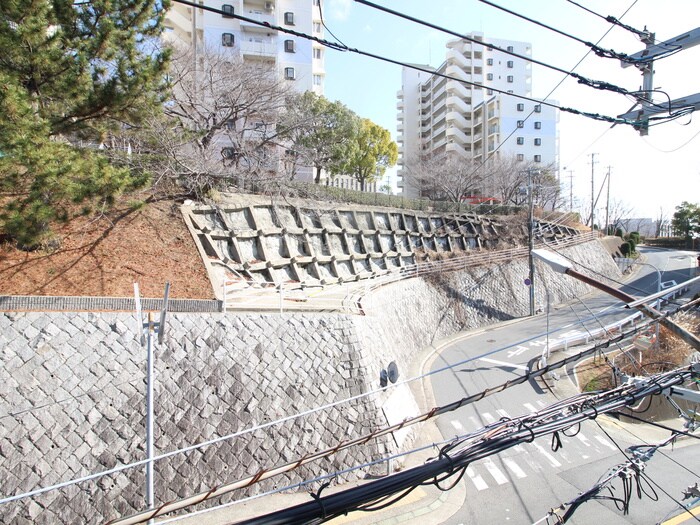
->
[[327, 0, 352, 21]]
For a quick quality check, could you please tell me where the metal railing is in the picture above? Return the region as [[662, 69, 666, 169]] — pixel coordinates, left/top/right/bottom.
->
[[221, 231, 599, 313]]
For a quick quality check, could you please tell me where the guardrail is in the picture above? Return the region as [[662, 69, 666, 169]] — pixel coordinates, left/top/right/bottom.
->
[[539, 282, 690, 365], [221, 231, 599, 313]]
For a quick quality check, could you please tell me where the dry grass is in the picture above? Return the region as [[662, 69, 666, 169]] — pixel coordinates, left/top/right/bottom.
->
[[576, 310, 699, 392]]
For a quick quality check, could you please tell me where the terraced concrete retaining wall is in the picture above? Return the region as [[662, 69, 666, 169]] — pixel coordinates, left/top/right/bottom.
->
[[0, 240, 619, 524], [183, 202, 580, 294]]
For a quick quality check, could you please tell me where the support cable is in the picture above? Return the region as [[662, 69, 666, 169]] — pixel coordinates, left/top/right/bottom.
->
[[353, 0, 644, 100], [477, 0, 643, 63], [170, 0, 638, 127]]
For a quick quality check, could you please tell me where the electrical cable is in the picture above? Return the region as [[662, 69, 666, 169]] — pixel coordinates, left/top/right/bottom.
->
[[220, 368, 694, 525], [353, 0, 645, 101], [563, 0, 684, 62], [169, 0, 638, 127], [597, 424, 700, 524], [107, 329, 661, 525], [477, 0, 641, 63], [613, 411, 700, 441]]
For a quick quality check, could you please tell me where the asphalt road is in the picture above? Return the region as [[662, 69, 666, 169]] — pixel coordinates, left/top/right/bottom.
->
[[429, 247, 700, 525]]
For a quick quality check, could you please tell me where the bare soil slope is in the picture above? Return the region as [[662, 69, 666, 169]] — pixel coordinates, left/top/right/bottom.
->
[[0, 199, 213, 299]]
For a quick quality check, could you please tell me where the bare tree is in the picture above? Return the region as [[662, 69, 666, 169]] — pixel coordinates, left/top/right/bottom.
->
[[119, 43, 293, 197], [404, 151, 484, 202]]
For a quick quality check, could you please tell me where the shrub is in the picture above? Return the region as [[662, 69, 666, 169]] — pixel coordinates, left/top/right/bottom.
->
[[620, 241, 631, 256], [615, 227, 624, 239], [627, 237, 637, 254], [629, 231, 640, 245]]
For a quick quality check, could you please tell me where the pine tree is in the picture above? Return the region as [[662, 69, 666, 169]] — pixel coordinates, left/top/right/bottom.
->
[[0, 0, 170, 248]]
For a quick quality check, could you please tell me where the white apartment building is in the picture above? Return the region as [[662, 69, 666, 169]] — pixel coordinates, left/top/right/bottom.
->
[[164, 0, 325, 95], [397, 33, 559, 199]]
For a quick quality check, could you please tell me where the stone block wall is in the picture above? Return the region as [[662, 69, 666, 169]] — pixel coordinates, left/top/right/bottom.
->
[[0, 240, 619, 524]]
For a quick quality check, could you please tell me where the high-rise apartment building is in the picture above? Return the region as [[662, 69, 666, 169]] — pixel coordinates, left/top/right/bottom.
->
[[164, 0, 325, 96], [397, 34, 558, 199]]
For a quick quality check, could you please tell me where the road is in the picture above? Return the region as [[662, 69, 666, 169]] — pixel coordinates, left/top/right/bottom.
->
[[429, 247, 699, 525]]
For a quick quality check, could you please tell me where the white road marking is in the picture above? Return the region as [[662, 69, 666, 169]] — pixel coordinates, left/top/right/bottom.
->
[[507, 345, 529, 358], [482, 412, 496, 424], [594, 435, 617, 451], [451, 420, 463, 432], [478, 357, 529, 370], [531, 442, 562, 467], [577, 433, 591, 447], [483, 458, 509, 485], [524, 402, 537, 413], [502, 457, 527, 479], [466, 466, 488, 491], [536, 400, 547, 408], [496, 409, 510, 419]]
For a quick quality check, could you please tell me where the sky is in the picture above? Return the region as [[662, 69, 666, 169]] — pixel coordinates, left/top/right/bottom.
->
[[318, 0, 700, 223]]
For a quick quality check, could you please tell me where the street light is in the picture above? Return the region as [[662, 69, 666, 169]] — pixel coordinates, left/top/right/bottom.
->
[[531, 249, 700, 352]]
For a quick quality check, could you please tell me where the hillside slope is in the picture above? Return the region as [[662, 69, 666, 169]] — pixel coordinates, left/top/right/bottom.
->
[[0, 199, 213, 299]]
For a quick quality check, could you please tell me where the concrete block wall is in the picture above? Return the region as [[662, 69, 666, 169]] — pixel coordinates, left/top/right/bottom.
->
[[184, 202, 580, 291], [0, 240, 619, 524]]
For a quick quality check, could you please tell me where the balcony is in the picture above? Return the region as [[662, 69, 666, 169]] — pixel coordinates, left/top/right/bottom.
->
[[240, 37, 277, 57], [240, 10, 276, 32]]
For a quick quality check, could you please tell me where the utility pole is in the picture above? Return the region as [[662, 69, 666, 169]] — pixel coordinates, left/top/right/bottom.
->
[[526, 168, 539, 317], [619, 27, 700, 134], [589, 153, 598, 230], [134, 282, 170, 525], [605, 166, 611, 235], [567, 169, 574, 212]]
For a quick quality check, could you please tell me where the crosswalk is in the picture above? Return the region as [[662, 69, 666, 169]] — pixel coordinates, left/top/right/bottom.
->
[[447, 401, 617, 492]]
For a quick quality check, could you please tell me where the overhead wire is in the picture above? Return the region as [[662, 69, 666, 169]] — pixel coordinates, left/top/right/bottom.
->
[[353, 0, 645, 100], [170, 0, 637, 127], [477, 0, 644, 63], [564, 0, 685, 62], [105, 327, 658, 524]]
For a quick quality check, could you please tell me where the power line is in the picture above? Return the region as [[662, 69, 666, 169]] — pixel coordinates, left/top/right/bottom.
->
[[477, 0, 645, 64], [564, 0, 685, 61], [353, 0, 644, 100], [107, 328, 654, 524], [170, 0, 637, 127], [215, 368, 695, 525]]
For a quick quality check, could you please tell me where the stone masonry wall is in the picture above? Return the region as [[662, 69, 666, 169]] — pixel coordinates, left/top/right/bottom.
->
[[0, 240, 620, 524]]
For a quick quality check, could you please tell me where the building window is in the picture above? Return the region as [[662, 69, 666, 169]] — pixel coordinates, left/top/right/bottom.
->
[[313, 47, 322, 59], [284, 39, 295, 52], [313, 21, 321, 33], [284, 67, 295, 80], [534, 155, 542, 162], [507, 75, 513, 83], [517, 120, 524, 128], [517, 103, 524, 111], [507, 60, 513, 68], [222, 4, 234, 17], [517, 153, 524, 161], [516, 137, 524, 145], [486, 73, 493, 80], [313, 74, 322, 86], [534, 121, 542, 129], [221, 32, 234, 47], [487, 58, 493, 66], [534, 138, 541, 146], [487, 89, 493, 95], [507, 45, 514, 52], [284, 11, 294, 24], [534, 104, 541, 113], [313, 0, 320, 5]]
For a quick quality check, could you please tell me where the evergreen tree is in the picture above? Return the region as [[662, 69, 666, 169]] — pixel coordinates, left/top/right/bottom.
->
[[0, 0, 170, 247]]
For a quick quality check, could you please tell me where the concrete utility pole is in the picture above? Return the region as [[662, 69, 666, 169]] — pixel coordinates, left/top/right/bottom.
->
[[605, 166, 611, 235], [619, 27, 700, 134], [526, 168, 540, 317], [567, 169, 574, 212], [589, 153, 597, 229]]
